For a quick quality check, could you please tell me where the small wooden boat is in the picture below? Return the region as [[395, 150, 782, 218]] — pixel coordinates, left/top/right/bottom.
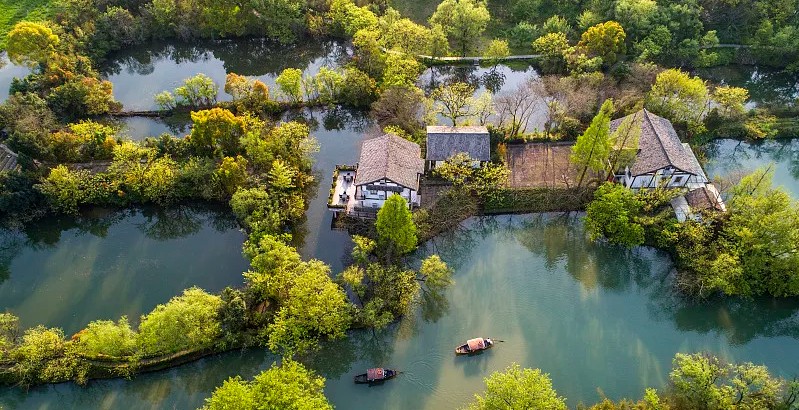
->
[[455, 337, 494, 355], [353, 368, 399, 384]]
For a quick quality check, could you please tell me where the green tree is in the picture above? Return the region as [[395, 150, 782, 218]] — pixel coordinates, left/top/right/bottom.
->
[[136, 287, 222, 356], [483, 39, 509, 65], [187, 108, 248, 157], [533, 32, 571, 74], [376, 194, 418, 256], [74, 317, 137, 358], [613, 0, 658, 41], [645, 69, 709, 135], [276, 68, 303, 103], [577, 21, 627, 66], [430, 0, 491, 57], [173, 74, 218, 108], [202, 360, 332, 410], [419, 254, 453, 290], [584, 182, 645, 247], [465, 363, 567, 410], [607, 110, 642, 175], [432, 82, 476, 126], [10, 325, 72, 386], [711, 86, 749, 119], [6, 22, 59, 68], [570, 99, 614, 187], [215, 155, 249, 196], [381, 53, 422, 88], [327, 0, 378, 36]]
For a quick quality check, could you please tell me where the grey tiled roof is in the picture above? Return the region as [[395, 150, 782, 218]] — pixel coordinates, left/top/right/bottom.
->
[[610, 110, 704, 177], [685, 186, 723, 211], [0, 144, 19, 172], [426, 126, 490, 161], [354, 134, 423, 190]]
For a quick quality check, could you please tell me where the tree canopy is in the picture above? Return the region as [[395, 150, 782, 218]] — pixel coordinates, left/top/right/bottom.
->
[[430, 0, 490, 57], [465, 363, 568, 410], [376, 194, 418, 256]]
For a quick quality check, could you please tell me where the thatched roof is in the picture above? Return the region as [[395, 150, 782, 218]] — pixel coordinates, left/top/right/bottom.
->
[[0, 144, 19, 172], [610, 110, 704, 177], [354, 134, 423, 190], [426, 126, 490, 161]]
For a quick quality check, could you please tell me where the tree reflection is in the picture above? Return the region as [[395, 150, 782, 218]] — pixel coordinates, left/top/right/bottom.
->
[[137, 206, 203, 240]]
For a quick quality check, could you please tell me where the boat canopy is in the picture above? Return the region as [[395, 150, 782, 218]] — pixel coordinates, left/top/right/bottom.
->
[[467, 338, 485, 351], [367, 368, 385, 381]]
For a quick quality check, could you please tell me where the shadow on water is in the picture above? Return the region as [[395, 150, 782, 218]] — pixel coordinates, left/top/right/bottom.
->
[[101, 38, 348, 79], [0, 203, 247, 334]]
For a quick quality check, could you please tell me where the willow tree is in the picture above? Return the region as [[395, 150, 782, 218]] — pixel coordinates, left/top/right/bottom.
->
[[570, 99, 614, 188]]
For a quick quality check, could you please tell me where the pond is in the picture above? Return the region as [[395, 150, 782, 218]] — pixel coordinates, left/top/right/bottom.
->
[[102, 38, 350, 111], [3, 214, 799, 409], [0, 204, 248, 335], [695, 65, 798, 108], [703, 138, 799, 197]]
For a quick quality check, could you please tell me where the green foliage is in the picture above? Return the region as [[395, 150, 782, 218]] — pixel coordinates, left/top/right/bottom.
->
[[137, 287, 223, 357], [465, 363, 568, 410], [577, 21, 626, 66], [215, 155, 249, 196], [381, 53, 422, 88], [276, 68, 303, 103], [10, 325, 76, 386], [337, 67, 377, 107], [585, 183, 645, 247], [533, 32, 570, 74], [376, 194, 417, 255], [608, 111, 642, 174], [202, 360, 332, 410], [187, 108, 250, 157], [483, 39, 509, 63], [646, 69, 709, 135], [364, 262, 419, 319], [711, 86, 749, 120], [669, 353, 783, 410], [419, 254, 453, 290], [327, 0, 378, 37], [47, 77, 121, 119], [173, 74, 219, 108], [570, 99, 614, 187], [6, 21, 58, 67], [74, 317, 136, 358], [244, 235, 351, 355], [432, 82, 476, 126], [429, 0, 490, 56]]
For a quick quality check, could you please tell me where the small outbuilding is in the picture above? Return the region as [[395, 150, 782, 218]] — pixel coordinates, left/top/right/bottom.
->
[[425, 126, 490, 170]]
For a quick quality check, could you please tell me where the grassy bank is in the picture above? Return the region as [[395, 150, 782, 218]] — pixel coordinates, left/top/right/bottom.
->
[[0, 0, 52, 50]]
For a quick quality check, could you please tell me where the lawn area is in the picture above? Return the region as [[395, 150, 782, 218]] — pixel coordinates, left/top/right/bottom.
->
[[0, 0, 52, 50]]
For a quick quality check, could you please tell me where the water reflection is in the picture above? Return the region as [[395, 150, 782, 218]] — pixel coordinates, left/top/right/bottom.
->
[[0, 204, 247, 334], [3, 214, 799, 409], [695, 65, 799, 107], [703, 138, 799, 197], [103, 39, 350, 111]]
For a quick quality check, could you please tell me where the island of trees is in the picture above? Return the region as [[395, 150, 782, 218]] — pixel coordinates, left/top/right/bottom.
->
[[0, 0, 798, 407]]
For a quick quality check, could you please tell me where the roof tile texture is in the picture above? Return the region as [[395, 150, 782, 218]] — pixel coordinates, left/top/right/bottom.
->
[[354, 134, 424, 190]]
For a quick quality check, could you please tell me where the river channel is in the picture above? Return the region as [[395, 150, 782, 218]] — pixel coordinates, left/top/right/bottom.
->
[[0, 40, 798, 409]]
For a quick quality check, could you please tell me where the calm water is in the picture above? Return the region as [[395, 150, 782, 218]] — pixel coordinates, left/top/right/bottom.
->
[[696, 65, 798, 107], [102, 39, 349, 111], [703, 138, 799, 197], [0, 54, 30, 102], [3, 214, 799, 409], [288, 107, 374, 272], [0, 205, 248, 335]]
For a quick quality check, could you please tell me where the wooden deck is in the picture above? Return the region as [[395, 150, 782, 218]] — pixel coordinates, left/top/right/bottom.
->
[[506, 142, 584, 188]]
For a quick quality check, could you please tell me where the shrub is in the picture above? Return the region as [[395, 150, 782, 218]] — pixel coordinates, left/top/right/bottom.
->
[[73, 317, 137, 358], [136, 287, 223, 356]]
